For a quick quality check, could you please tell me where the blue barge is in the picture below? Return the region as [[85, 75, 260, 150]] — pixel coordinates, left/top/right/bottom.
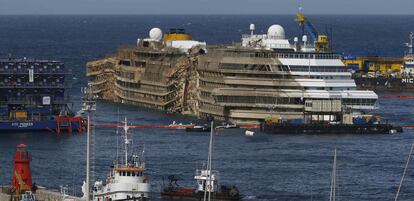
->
[[0, 56, 85, 133]]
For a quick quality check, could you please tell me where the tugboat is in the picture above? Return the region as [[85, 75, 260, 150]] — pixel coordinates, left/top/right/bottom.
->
[[93, 118, 151, 201], [0, 56, 85, 133], [161, 119, 240, 201]]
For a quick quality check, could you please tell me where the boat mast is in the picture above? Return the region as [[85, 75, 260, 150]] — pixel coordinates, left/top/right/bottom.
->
[[329, 148, 337, 201], [394, 143, 414, 201], [82, 84, 96, 201], [204, 118, 214, 201], [122, 117, 130, 166], [408, 32, 413, 55]]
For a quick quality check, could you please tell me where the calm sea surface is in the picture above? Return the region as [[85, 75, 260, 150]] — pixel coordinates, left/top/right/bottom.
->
[[0, 15, 414, 200]]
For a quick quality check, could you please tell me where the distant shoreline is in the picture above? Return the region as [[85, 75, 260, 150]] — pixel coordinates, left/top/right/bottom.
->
[[0, 14, 413, 16]]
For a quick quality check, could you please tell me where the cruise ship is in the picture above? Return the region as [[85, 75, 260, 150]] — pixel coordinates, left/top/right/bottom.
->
[[197, 24, 378, 124], [87, 28, 206, 114], [87, 25, 378, 125]]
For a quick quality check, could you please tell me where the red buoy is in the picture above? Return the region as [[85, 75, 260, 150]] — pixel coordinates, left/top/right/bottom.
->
[[11, 144, 32, 193]]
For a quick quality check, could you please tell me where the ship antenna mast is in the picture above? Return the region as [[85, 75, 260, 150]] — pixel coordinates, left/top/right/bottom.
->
[[203, 116, 214, 201], [408, 32, 414, 55], [122, 117, 131, 166], [82, 84, 96, 201]]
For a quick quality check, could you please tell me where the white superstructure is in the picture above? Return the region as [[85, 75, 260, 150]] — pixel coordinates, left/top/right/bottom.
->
[[242, 24, 378, 110], [198, 24, 378, 123], [403, 32, 414, 75], [93, 118, 151, 201]]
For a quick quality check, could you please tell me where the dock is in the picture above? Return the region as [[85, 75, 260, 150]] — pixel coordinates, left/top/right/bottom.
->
[[0, 186, 83, 201]]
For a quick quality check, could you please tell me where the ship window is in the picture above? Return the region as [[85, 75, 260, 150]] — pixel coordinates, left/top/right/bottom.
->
[[127, 171, 131, 176], [132, 172, 135, 176], [119, 172, 121, 176]]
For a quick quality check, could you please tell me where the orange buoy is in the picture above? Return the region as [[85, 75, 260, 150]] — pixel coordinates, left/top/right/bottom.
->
[[11, 144, 33, 193]]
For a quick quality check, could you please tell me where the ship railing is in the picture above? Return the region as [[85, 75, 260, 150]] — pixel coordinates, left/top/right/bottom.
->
[[211, 51, 341, 60], [0, 115, 52, 121], [0, 68, 71, 75], [1, 97, 71, 105], [0, 83, 68, 88], [344, 103, 378, 109]]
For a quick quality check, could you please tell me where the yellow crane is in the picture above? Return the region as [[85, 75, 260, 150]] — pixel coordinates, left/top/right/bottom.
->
[[295, 4, 330, 52]]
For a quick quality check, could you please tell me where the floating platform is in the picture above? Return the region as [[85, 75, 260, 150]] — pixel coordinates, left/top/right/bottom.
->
[[260, 123, 403, 134], [0, 117, 85, 134]]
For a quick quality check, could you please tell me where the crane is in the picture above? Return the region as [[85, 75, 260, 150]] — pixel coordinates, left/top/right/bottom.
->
[[295, 3, 330, 52]]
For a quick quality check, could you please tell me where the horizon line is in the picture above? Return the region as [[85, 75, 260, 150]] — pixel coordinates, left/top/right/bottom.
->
[[0, 13, 413, 16]]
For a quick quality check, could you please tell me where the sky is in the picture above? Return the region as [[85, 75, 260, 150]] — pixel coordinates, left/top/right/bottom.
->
[[0, 0, 413, 15]]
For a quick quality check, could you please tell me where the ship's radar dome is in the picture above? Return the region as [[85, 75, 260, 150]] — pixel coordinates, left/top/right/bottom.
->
[[149, 28, 163, 41], [249, 24, 255, 31], [267, 24, 285, 39]]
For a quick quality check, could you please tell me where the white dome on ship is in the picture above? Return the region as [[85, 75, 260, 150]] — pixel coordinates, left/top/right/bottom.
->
[[267, 24, 285, 39], [149, 28, 163, 41]]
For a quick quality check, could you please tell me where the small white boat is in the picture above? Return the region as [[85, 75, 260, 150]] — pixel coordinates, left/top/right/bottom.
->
[[216, 123, 239, 129], [245, 130, 254, 136], [168, 121, 194, 129]]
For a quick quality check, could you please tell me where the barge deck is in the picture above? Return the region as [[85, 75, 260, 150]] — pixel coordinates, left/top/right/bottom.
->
[[260, 123, 403, 134]]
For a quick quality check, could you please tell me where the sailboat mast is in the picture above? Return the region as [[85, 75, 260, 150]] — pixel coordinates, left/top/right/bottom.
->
[[204, 119, 214, 201], [394, 143, 414, 201], [82, 85, 96, 201], [329, 149, 337, 201], [409, 32, 413, 55], [86, 113, 91, 201], [208, 120, 214, 201]]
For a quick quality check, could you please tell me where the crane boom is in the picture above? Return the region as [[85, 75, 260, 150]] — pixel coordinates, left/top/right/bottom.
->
[[295, 9, 330, 52]]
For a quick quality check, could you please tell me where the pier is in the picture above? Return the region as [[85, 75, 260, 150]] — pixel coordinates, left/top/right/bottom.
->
[[0, 186, 82, 201]]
